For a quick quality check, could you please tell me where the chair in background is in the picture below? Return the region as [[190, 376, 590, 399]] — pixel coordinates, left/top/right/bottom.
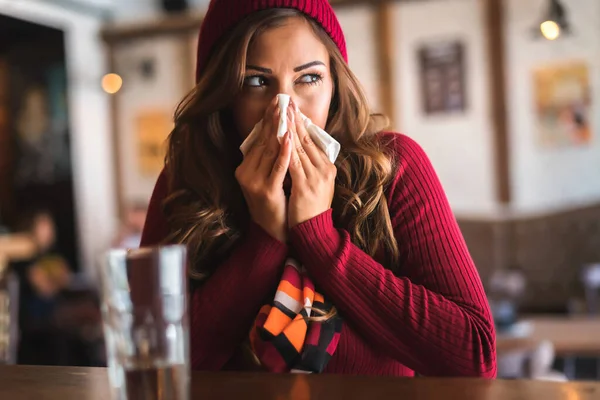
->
[[525, 341, 568, 382], [489, 267, 527, 333], [582, 263, 600, 315], [582, 263, 600, 379], [497, 340, 567, 381]]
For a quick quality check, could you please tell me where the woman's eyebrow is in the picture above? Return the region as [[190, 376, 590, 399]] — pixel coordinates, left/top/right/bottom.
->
[[246, 65, 272, 74], [245, 61, 325, 74], [294, 61, 325, 72]]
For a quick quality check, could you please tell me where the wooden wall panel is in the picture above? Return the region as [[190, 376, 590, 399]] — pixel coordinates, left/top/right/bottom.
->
[[459, 204, 600, 312]]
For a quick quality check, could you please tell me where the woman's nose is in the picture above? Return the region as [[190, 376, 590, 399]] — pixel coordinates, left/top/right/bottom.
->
[[272, 79, 295, 97], [270, 89, 298, 110]]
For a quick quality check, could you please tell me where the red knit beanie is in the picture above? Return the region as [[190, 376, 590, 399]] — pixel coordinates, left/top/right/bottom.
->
[[195, 0, 348, 82]]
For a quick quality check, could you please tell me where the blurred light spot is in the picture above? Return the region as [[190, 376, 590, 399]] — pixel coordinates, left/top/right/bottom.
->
[[102, 73, 123, 94], [540, 20, 560, 40]]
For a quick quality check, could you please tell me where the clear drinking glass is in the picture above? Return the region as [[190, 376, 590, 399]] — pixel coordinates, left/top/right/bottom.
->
[[99, 245, 190, 400]]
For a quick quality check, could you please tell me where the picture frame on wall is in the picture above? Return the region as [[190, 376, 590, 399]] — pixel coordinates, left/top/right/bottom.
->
[[418, 40, 467, 115], [533, 61, 592, 148], [135, 109, 172, 176]]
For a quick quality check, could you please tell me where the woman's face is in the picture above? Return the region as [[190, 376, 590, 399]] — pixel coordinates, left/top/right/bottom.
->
[[232, 17, 334, 139], [33, 213, 55, 252]]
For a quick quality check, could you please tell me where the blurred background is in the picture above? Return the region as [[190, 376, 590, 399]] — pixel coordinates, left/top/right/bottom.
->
[[0, 0, 599, 382]]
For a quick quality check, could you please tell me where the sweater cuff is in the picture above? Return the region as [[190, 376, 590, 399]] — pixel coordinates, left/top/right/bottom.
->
[[245, 221, 289, 260], [289, 209, 341, 263]]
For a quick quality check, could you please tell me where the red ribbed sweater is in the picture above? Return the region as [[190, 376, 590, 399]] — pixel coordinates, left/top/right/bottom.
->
[[140, 133, 497, 378]]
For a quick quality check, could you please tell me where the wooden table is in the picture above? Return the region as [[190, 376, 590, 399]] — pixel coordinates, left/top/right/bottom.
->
[[1, 365, 600, 400], [497, 316, 600, 357]]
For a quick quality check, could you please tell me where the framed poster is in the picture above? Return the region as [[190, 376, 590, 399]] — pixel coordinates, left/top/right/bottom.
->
[[418, 40, 466, 115], [533, 61, 592, 148], [135, 110, 172, 175]]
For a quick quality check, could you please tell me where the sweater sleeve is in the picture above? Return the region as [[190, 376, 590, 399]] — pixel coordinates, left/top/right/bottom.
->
[[288, 133, 496, 378], [140, 170, 288, 371]]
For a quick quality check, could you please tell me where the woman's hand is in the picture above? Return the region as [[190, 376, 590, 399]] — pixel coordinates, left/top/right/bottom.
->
[[235, 98, 293, 243], [287, 102, 337, 229]]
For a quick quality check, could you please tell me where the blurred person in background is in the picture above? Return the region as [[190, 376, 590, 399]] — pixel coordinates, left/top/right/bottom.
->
[[9, 208, 73, 364], [112, 201, 148, 249]]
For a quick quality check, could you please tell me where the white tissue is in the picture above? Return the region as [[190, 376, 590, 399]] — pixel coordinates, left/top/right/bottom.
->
[[301, 115, 341, 165], [276, 93, 290, 144], [239, 94, 341, 164]]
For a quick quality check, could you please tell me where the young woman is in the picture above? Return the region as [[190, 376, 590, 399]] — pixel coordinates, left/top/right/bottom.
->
[[141, 0, 496, 377]]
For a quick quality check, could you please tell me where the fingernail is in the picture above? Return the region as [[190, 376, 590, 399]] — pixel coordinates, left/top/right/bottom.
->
[[294, 103, 299, 113], [275, 96, 280, 105]]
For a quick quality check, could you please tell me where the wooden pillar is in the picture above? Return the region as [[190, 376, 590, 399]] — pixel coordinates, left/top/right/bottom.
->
[[484, 0, 511, 205], [374, 1, 396, 128], [484, 0, 515, 270]]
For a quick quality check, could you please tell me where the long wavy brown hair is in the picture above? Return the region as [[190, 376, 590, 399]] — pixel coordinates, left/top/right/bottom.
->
[[164, 9, 400, 282]]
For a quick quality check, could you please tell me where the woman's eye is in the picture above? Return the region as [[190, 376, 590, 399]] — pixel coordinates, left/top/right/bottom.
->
[[244, 76, 267, 87], [298, 74, 322, 85]]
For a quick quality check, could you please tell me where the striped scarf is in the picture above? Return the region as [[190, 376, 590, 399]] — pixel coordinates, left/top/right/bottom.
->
[[249, 258, 343, 373]]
